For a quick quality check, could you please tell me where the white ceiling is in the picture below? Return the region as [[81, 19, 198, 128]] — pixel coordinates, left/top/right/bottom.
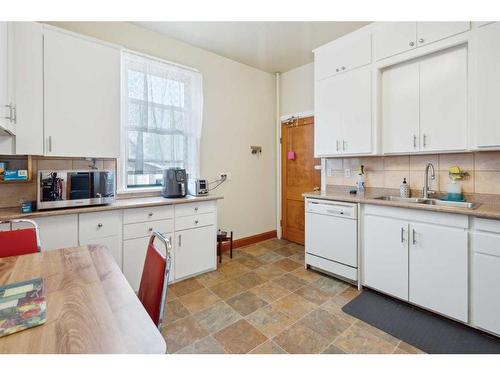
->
[[134, 22, 370, 73]]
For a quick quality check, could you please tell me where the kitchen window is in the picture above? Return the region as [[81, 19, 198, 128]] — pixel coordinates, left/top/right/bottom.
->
[[120, 50, 203, 191]]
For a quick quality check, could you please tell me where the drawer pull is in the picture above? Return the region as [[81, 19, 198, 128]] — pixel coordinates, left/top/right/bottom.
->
[[195, 220, 199, 224], [148, 212, 154, 217], [194, 207, 199, 211], [97, 223, 103, 228], [178, 234, 182, 247], [148, 227, 153, 232]]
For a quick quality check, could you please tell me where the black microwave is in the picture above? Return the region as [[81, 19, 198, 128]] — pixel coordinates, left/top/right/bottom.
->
[[37, 170, 115, 210]]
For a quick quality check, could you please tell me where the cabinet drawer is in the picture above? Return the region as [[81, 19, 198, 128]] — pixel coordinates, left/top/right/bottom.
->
[[79, 210, 121, 241], [175, 201, 215, 218], [123, 218, 174, 240], [473, 232, 500, 258], [123, 205, 174, 224], [474, 217, 500, 233], [175, 213, 215, 231]]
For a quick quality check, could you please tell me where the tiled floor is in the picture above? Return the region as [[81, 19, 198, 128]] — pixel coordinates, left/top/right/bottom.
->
[[161, 238, 425, 354]]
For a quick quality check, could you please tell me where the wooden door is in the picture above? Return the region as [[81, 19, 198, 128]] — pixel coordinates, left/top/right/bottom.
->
[[281, 116, 320, 244]]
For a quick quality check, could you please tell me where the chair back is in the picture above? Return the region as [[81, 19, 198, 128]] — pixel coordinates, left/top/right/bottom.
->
[[0, 219, 41, 258], [138, 231, 172, 330]]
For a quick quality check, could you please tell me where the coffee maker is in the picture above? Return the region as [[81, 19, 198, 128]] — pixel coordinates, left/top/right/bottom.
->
[[162, 168, 187, 198]]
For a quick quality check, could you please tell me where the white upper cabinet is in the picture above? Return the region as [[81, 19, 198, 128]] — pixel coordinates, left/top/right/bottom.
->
[[314, 66, 372, 157], [382, 61, 420, 153], [44, 28, 120, 158], [374, 22, 417, 61], [0, 22, 14, 136], [416, 22, 470, 46], [314, 33, 371, 81], [419, 46, 467, 152], [475, 22, 500, 148], [374, 22, 469, 61], [314, 73, 344, 156], [382, 45, 467, 154], [13, 22, 44, 155]]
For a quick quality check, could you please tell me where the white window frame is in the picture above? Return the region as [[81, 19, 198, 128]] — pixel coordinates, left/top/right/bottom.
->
[[118, 49, 202, 194]]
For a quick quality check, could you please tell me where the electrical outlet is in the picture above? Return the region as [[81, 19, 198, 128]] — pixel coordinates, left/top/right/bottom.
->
[[344, 168, 351, 178], [219, 172, 231, 181]]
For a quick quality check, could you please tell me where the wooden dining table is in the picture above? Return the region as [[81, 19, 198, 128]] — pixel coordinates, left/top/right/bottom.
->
[[0, 245, 166, 354]]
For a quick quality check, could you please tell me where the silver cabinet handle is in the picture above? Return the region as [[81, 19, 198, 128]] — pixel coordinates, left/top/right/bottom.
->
[[194, 207, 198, 211], [11, 105, 16, 124], [418, 38, 425, 44], [97, 223, 103, 228], [412, 229, 417, 245], [178, 234, 182, 247], [341, 66, 346, 70], [343, 140, 347, 152], [336, 68, 340, 72], [336, 140, 340, 152], [409, 41, 415, 46], [4, 104, 13, 122], [148, 227, 153, 232], [413, 135, 417, 148], [401, 227, 405, 243], [195, 220, 199, 224], [422, 134, 427, 148], [48, 136, 52, 152], [148, 212, 153, 217]]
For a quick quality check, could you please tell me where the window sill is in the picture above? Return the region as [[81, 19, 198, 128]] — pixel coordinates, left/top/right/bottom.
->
[[117, 187, 162, 199]]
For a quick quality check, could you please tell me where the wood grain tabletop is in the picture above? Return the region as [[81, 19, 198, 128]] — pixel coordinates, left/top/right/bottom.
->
[[0, 245, 166, 354]]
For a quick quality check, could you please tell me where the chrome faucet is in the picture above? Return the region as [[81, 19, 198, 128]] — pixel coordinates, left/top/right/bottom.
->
[[423, 163, 435, 199]]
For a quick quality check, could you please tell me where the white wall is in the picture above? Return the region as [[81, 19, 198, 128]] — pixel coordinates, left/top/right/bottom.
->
[[49, 22, 277, 240], [280, 62, 314, 117]]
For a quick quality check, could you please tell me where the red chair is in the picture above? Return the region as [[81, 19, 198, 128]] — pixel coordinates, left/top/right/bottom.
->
[[138, 231, 172, 330], [0, 219, 41, 258]]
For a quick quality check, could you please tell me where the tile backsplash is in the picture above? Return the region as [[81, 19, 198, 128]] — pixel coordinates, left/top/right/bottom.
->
[[0, 156, 116, 209], [325, 151, 500, 195]]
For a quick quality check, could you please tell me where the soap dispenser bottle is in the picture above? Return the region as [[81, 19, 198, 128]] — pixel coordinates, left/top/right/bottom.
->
[[400, 178, 410, 198]]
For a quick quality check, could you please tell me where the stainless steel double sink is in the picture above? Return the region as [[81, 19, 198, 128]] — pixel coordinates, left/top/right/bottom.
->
[[373, 195, 478, 209]]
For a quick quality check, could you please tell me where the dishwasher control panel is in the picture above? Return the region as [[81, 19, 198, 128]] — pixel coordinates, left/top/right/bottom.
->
[[305, 198, 357, 219]]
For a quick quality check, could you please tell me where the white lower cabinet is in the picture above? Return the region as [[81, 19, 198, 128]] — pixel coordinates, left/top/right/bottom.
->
[[174, 225, 216, 280], [363, 205, 469, 322], [472, 218, 500, 335], [409, 222, 468, 322], [363, 215, 409, 300], [123, 232, 174, 292], [12, 214, 79, 251]]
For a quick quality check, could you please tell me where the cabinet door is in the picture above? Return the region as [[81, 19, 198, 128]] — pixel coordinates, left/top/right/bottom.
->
[[175, 225, 216, 280], [363, 215, 409, 300], [12, 214, 78, 251], [315, 33, 371, 80], [374, 22, 417, 61], [473, 253, 500, 335], [342, 67, 372, 155], [44, 29, 120, 158], [314, 74, 343, 157], [0, 22, 12, 134], [416, 22, 470, 46], [123, 232, 174, 292], [382, 60, 420, 153], [409, 222, 468, 322], [80, 235, 122, 270], [13, 22, 44, 155], [419, 46, 467, 152], [475, 22, 500, 148]]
